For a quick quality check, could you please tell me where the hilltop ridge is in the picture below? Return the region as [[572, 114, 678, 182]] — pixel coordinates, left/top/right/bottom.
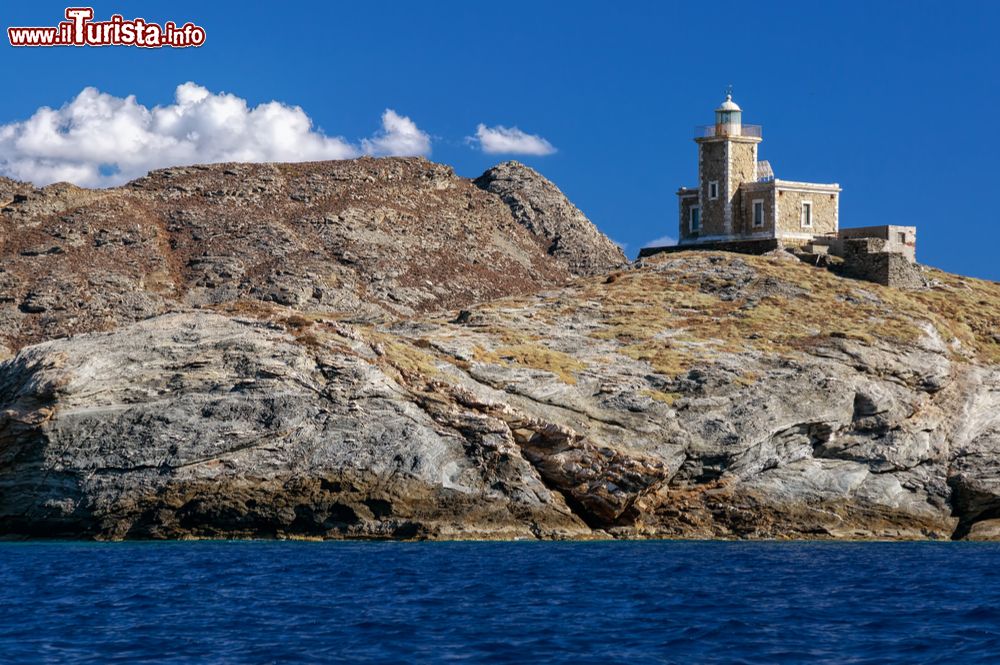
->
[[0, 157, 624, 353]]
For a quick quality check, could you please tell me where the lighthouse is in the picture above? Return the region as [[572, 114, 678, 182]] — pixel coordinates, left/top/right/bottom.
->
[[642, 91, 920, 288], [675, 91, 839, 245], [691, 92, 763, 238]]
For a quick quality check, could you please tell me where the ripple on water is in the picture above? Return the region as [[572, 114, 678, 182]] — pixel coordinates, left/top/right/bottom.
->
[[1, 541, 1000, 664]]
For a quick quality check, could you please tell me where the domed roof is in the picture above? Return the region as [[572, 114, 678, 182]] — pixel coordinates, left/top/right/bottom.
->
[[716, 93, 741, 112]]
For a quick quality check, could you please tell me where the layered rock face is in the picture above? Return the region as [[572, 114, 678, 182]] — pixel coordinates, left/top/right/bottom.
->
[[2, 159, 1000, 541], [474, 161, 626, 276], [0, 313, 585, 539]]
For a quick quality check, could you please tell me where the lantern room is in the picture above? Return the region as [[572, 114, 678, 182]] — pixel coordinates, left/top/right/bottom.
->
[[714, 93, 742, 137]]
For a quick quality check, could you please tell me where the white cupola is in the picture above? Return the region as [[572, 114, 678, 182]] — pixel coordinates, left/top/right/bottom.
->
[[714, 92, 742, 136]]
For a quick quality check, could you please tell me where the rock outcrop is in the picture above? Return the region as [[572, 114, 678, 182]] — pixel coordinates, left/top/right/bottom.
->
[[1, 158, 999, 541], [0, 157, 623, 351], [474, 161, 626, 276], [0, 312, 586, 539], [2, 246, 1000, 540]]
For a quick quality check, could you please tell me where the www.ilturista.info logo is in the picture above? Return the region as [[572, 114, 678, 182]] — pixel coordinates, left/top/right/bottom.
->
[[8, 7, 206, 48]]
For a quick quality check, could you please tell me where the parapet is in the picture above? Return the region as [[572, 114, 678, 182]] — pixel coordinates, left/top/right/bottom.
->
[[837, 237, 925, 288], [838, 225, 916, 262]]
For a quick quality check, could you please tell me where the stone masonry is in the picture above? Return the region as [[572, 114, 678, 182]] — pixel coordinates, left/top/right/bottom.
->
[[774, 183, 839, 240], [663, 93, 920, 288], [839, 225, 917, 262], [676, 94, 841, 246], [837, 238, 925, 288]]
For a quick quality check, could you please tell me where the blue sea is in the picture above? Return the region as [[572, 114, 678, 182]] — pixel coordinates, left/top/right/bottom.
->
[[1, 541, 998, 664]]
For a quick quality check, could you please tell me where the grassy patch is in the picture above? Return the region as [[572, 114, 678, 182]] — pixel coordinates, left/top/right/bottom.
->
[[641, 389, 682, 405], [620, 342, 698, 377], [569, 251, 1000, 375], [370, 335, 442, 380], [474, 342, 587, 384]]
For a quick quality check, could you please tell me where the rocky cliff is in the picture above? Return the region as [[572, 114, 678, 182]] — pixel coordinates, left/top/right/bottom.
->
[[1, 159, 999, 541]]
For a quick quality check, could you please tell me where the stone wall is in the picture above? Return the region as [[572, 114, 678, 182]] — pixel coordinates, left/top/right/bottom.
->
[[729, 140, 758, 185], [677, 191, 699, 242], [775, 185, 838, 240], [839, 225, 916, 261], [639, 238, 780, 258], [726, 138, 757, 234], [698, 141, 727, 237], [728, 139, 758, 236], [839, 238, 925, 288], [737, 182, 776, 237], [693, 136, 762, 240]]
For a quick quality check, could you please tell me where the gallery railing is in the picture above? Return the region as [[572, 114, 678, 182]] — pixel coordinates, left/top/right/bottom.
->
[[694, 124, 762, 139]]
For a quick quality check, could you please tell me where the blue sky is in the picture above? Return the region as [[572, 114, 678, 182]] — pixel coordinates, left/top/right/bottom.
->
[[1, 1, 998, 280]]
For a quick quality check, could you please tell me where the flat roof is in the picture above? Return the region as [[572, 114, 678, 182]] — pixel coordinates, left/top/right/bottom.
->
[[773, 179, 841, 192]]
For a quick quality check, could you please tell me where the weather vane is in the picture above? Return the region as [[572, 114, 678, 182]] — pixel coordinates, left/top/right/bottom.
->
[[726, 84, 733, 98]]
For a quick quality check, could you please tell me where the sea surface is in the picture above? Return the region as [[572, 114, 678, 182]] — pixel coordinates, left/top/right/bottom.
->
[[1, 541, 998, 664]]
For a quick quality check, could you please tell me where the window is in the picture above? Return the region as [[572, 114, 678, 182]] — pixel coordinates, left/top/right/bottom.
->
[[752, 199, 764, 228], [690, 205, 701, 232], [708, 180, 719, 200], [800, 201, 813, 228], [897, 232, 907, 244]]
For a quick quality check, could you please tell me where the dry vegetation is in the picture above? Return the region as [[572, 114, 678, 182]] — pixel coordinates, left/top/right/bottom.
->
[[217, 251, 1000, 386], [583, 252, 1000, 373], [472, 343, 587, 384]]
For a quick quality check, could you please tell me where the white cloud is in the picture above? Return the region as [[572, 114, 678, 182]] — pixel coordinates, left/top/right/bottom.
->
[[470, 123, 556, 156], [361, 109, 431, 157], [0, 83, 431, 187], [643, 235, 677, 248]]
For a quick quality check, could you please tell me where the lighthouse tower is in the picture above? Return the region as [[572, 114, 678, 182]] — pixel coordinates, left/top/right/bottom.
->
[[650, 91, 918, 287], [673, 91, 842, 248], [693, 92, 762, 238]]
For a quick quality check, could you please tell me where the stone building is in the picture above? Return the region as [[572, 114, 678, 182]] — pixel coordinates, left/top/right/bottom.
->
[[639, 92, 923, 287], [676, 93, 842, 246]]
